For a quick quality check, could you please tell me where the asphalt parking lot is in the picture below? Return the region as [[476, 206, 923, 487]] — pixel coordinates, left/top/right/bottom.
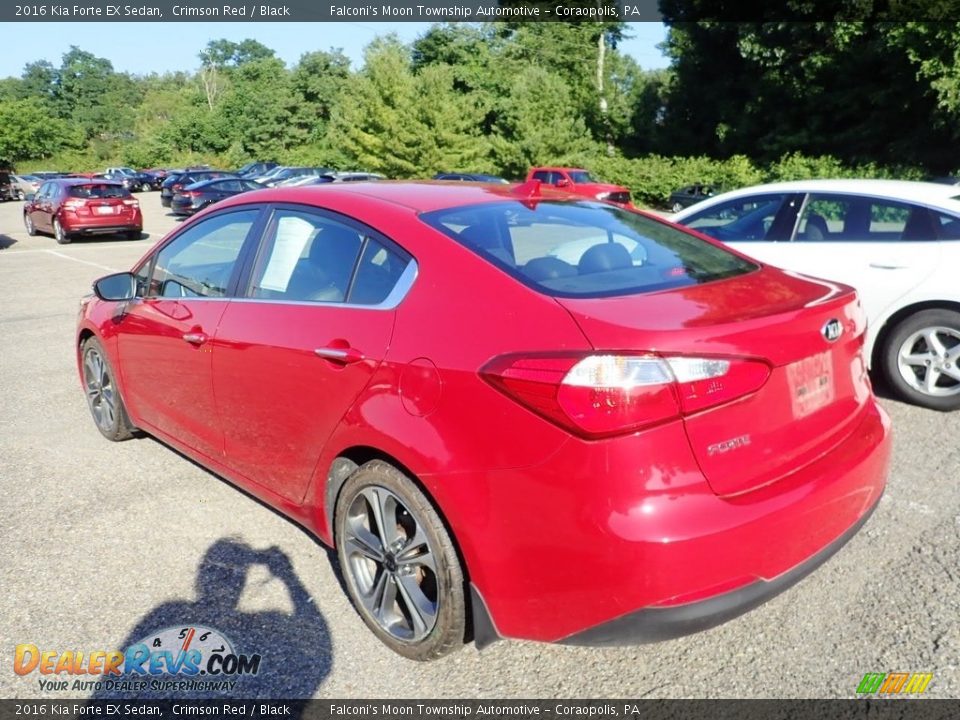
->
[[0, 194, 958, 699]]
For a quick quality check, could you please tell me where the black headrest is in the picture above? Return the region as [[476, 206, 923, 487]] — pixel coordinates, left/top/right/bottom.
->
[[310, 225, 361, 265], [524, 257, 578, 281], [578, 242, 633, 274]]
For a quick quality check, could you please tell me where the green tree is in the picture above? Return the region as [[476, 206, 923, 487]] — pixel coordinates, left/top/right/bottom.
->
[[0, 98, 80, 162], [491, 66, 597, 176]]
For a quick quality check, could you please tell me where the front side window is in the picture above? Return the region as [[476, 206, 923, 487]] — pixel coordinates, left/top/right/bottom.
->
[[422, 200, 756, 298], [147, 210, 258, 298], [569, 171, 594, 184], [682, 193, 790, 242], [249, 210, 412, 305]]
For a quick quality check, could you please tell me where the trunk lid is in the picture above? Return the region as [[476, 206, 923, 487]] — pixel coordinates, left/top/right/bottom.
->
[[556, 267, 871, 496]]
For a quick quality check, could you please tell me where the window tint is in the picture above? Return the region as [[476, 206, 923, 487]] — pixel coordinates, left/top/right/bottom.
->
[[569, 171, 593, 184], [147, 210, 258, 299], [218, 179, 242, 192], [532, 171, 553, 184], [242, 180, 262, 191], [422, 200, 755, 299], [250, 211, 411, 305], [797, 194, 937, 242], [935, 211, 960, 240], [682, 194, 789, 242], [69, 184, 130, 199]]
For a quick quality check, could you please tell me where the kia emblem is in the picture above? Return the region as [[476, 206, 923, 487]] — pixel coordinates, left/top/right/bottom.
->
[[822, 319, 843, 342]]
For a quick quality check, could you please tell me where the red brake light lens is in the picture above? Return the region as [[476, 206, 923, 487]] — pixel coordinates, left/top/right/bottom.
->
[[481, 353, 770, 439], [63, 198, 90, 215]]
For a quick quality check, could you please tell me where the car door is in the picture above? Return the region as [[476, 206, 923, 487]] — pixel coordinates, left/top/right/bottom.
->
[[760, 193, 942, 323], [27, 182, 50, 230], [115, 208, 263, 459], [212, 207, 414, 502]]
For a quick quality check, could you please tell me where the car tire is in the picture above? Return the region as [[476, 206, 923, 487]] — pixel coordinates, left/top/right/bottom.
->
[[80, 336, 136, 441], [881, 309, 960, 411], [24, 214, 36, 236], [17, 190, 25, 201], [126, 230, 142, 240], [335, 460, 466, 661], [671, 202, 683, 213], [53, 218, 70, 244], [141, 182, 151, 192]]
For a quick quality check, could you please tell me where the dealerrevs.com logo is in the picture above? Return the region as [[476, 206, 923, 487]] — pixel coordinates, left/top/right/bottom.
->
[[14, 626, 261, 693]]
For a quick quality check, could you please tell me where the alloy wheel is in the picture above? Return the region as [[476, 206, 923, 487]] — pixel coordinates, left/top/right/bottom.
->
[[83, 347, 117, 433], [341, 486, 440, 643], [54, 219, 68, 244], [897, 326, 960, 397]]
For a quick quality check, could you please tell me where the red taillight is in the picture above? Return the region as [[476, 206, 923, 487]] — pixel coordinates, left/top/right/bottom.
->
[[63, 198, 90, 216], [122, 199, 139, 207], [481, 353, 770, 439]]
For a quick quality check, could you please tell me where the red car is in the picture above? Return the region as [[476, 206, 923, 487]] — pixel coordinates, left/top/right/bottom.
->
[[527, 166, 633, 206], [24, 178, 142, 244], [76, 182, 890, 660]]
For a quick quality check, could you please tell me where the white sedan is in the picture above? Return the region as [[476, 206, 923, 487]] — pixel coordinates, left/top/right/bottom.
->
[[672, 179, 960, 410]]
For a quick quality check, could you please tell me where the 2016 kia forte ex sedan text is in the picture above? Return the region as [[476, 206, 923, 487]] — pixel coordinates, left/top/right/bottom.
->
[[76, 181, 891, 660]]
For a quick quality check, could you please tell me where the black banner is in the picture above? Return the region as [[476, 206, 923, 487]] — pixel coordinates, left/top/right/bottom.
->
[[4, 0, 960, 23], [0, 700, 959, 720]]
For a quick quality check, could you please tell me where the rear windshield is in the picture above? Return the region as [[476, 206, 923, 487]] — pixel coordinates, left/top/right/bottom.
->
[[420, 200, 757, 298], [68, 184, 130, 199]]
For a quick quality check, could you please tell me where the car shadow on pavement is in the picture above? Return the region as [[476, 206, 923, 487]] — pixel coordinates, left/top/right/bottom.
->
[[0, 233, 17, 250], [88, 538, 332, 707]]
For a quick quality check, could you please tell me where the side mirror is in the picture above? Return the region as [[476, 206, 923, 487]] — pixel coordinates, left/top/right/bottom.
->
[[93, 272, 137, 302], [25, 193, 35, 202], [555, 178, 570, 188]]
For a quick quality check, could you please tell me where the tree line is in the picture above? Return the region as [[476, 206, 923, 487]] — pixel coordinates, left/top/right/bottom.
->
[[2, 21, 959, 206]]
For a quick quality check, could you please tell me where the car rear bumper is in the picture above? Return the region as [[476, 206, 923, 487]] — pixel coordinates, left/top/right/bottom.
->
[[432, 401, 890, 644], [171, 201, 198, 215], [557, 492, 878, 645], [61, 214, 142, 235]]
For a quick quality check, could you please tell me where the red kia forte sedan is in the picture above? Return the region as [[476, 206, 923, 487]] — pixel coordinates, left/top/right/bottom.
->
[[76, 182, 890, 660]]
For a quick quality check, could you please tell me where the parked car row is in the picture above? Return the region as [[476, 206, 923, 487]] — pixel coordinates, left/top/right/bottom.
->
[[19, 161, 959, 415]]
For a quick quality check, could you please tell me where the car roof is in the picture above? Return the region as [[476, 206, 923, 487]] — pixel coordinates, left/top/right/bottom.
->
[[214, 180, 581, 214], [674, 179, 960, 215], [48, 177, 124, 186]]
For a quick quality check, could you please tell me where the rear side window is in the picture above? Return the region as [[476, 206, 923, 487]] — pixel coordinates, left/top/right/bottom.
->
[[68, 184, 130, 199], [796, 194, 939, 242], [249, 210, 412, 305], [421, 201, 756, 298]]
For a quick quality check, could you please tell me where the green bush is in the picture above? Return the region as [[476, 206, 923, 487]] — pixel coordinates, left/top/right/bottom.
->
[[584, 152, 927, 209]]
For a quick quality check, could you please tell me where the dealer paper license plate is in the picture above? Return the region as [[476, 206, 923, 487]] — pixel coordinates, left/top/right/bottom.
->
[[787, 350, 835, 418]]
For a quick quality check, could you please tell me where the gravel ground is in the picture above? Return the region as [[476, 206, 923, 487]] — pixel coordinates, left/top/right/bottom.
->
[[0, 194, 957, 699]]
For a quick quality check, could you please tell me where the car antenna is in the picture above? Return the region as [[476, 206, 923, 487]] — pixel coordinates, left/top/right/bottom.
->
[[511, 179, 541, 198], [510, 179, 543, 209]]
